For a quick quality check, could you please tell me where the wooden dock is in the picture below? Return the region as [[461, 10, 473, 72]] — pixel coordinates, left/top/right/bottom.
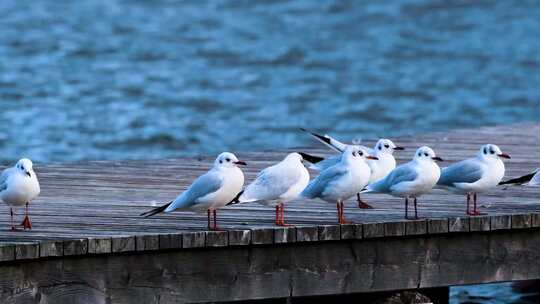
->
[[1, 123, 540, 303]]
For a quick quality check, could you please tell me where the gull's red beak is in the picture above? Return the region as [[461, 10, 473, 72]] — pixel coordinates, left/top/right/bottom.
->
[[366, 155, 379, 160], [498, 153, 511, 159], [234, 161, 247, 166]]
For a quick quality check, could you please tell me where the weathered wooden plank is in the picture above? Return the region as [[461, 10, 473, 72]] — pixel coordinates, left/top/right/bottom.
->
[[296, 227, 318, 242], [0, 244, 15, 262], [136, 235, 159, 251], [427, 218, 449, 234], [88, 237, 112, 254], [363, 222, 385, 238], [385, 222, 406, 237], [469, 216, 491, 232], [182, 232, 205, 249], [158, 233, 182, 250], [112, 236, 136, 252], [205, 231, 228, 247], [511, 214, 532, 229], [251, 228, 274, 245], [15, 243, 39, 260], [39, 240, 63, 257], [63, 239, 88, 256], [274, 227, 296, 244], [532, 213, 540, 228], [318, 225, 340, 241], [405, 220, 427, 235], [340, 224, 358, 240], [449, 217, 469, 233], [491, 215, 511, 230], [228, 230, 251, 246]]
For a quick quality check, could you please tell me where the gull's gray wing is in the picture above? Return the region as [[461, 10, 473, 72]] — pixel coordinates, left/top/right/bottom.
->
[[437, 159, 483, 187], [0, 168, 12, 192], [302, 165, 347, 199], [311, 155, 340, 171], [165, 170, 223, 211], [368, 163, 418, 192]]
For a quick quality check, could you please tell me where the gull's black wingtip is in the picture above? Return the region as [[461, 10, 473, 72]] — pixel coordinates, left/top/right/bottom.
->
[[140, 201, 172, 218], [227, 190, 244, 206], [299, 152, 324, 164], [499, 172, 536, 186]]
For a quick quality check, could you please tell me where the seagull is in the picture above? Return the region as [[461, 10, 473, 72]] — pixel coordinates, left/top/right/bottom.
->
[[300, 128, 404, 209], [437, 144, 510, 216], [362, 146, 442, 219], [140, 152, 246, 230], [302, 146, 377, 224], [230, 153, 309, 226], [0, 158, 41, 230], [499, 168, 539, 186]]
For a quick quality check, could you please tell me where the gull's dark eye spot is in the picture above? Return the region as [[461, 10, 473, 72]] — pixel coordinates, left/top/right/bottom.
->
[[226, 158, 231, 162], [418, 153, 422, 157], [384, 144, 390, 148], [219, 160, 223, 164], [21, 166, 25, 171], [359, 151, 364, 156], [352, 152, 356, 157], [424, 153, 428, 157], [490, 149, 495, 154], [378, 146, 382, 150], [483, 147, 487, 154]]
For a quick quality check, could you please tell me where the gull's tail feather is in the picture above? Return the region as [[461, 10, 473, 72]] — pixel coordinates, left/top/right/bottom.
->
[[300, 128, 342, 152], [226, 190, 244, 206], [299, 152, 324, 165], [140, 201, 172, 218], [499, 172, 536, 186]]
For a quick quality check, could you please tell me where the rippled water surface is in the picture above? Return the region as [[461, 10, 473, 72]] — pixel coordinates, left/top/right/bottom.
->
[[0, 0, 540, 164]]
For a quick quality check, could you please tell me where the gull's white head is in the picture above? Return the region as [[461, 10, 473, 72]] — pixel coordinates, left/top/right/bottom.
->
[[341, 146, 378, 163], [478, 144, 511, 161], [413, 146, 443, 163], [16, 158, 34, 177], [374, 139, 405, 155], [214, 152, 247, 168], [284, 152, 304, 163]]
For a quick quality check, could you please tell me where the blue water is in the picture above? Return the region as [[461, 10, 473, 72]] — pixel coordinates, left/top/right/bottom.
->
[[0, 0, 540, 163]]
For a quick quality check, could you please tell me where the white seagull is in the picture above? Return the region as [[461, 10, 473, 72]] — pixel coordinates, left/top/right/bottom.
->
[[437, 144, 510, 216], [141, 152, 246, 230], [0, 158, 41, 230], [230, 153, 310, 226], [362, 146, 442, 219], [300, 128, 404, 209], [301, 146, 377, 224]]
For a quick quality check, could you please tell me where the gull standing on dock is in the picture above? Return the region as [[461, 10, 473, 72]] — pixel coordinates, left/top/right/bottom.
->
[[362, 146, 442, 219], [230, 153, 309, 226], [437, 144, 510, 216], [301, 146, 377, 224], [300, 129, 404, 209], [0, 158, 40, 230], [140, 152, 246, 230]]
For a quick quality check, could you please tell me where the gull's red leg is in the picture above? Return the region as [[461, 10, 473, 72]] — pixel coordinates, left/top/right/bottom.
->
[[473, 193, 483, 215], [20, 202, 32, 230], [277, 203, 294, 227], [339, 202, 353, 224], [213, 209, 218, 230], [275, 205, 280, 225], [357, 193, 374, 209]]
